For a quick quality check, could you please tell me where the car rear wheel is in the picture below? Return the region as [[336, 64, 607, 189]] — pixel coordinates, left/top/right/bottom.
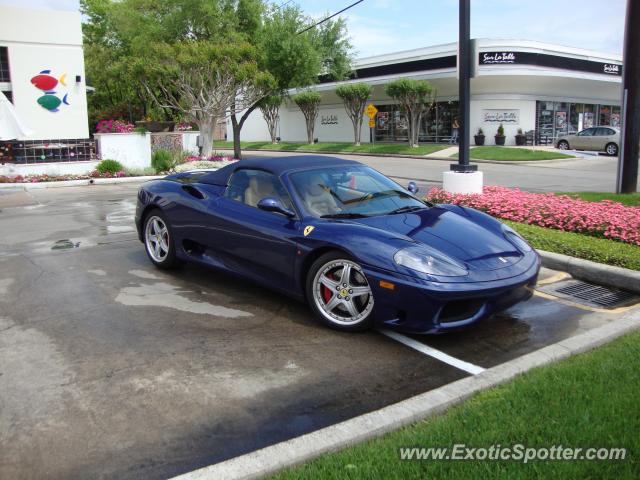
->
[[143, 209, 180, 269], [605, 142, 618, 156], [557, 140, 570, 150], [306, 252, 375, 332]]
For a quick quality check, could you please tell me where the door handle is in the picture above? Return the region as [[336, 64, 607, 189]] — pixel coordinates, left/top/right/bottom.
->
[[182, 185, 205, 200]]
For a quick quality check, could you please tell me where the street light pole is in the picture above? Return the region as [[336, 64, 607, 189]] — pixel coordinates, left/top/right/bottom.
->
[[617, 0, 639, 193], [451, 0, 476, 173]]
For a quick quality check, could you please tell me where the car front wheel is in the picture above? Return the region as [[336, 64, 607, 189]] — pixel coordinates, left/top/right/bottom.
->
[[143, 209, 180, 269], [605, 143, 618, 156], [306, 252, 375, 332], [557, 140, 569, 150]]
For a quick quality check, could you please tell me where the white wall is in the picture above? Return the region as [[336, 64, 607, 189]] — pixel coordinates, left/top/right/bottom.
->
[[469, 98, 537, 146], [0, 6, 89, 140], [96, 133, 152, 169]]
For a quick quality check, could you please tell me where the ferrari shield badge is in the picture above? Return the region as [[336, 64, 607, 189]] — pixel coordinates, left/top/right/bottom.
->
[[303, 226, 315, 237]]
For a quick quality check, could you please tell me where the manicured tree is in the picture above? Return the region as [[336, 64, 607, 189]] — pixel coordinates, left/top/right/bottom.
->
[[258, 95, 282, 144], [335, 83, 372, 145], [384, 79, 437, 147], [293, 91, 322, 144]]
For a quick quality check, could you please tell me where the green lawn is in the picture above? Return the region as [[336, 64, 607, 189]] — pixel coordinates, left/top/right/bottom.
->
[[212, 141, 448, 156], [505, 220, 640, 271], [555, 191, 640, 207], [451, 147, 575, 161], [273, 331, 640, 479]]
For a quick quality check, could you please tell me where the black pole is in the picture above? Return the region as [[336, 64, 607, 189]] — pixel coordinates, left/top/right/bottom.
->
[[617, 0, 639, 193], [451, 0, 476, 172]]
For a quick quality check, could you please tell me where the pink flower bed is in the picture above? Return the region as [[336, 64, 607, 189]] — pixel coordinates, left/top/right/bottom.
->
[[426, 186, 640, 246], [1, 170, 131, 184], [96, 119, 135, 134]]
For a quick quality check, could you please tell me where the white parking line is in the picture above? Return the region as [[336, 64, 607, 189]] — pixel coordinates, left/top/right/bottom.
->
[[378, 329, 486, 375]]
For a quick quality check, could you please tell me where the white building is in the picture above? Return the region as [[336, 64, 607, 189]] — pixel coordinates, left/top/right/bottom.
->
[[235, 39, 622, 146], [0, 5, 90, 167]]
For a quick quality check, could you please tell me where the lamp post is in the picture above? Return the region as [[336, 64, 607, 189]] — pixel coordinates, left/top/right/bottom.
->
[[443, 0, 483, 193], [616, 0, 639, 193]]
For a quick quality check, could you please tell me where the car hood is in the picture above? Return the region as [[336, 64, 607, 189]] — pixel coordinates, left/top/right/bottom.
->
[[352, 206, 523, 271]]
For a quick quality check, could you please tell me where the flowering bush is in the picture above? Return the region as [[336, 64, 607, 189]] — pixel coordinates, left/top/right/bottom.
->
[[174, 160, 237, 172], [1, 170, 135, 184], [96, 119, 135, 134], [185, 154, 233, 162], [176, 123, 193, 131], [426, 186, 640, 246]]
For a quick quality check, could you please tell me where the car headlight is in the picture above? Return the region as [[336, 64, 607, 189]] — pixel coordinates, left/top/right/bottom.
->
[[394, 246, 468, 277], [503, 225, 532, 252]]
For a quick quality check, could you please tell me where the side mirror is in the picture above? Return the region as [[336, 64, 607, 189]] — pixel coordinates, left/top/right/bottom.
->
[[257, 197, 295, 217], [407, 181, 419, 194]]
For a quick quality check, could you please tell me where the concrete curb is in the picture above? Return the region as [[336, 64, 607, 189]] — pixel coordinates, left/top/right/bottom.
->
[[0, 175, 161, 190], [170, 311, 640, 480], [538, 249, 640, 294]]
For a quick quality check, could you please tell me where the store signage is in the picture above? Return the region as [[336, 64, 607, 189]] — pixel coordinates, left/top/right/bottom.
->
[[482, 109, 519, 124], [478, 51, 622, 77], [603, 64, 620, 75], [320, 114, 338, 125], [480, 52, 516, 64]]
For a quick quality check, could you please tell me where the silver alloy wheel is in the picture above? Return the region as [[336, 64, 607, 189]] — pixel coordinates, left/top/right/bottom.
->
[[558, 141, 569, 150], [606, 143, 618, 155], [145, 215, 170, 263], [313, 259, 374, 325]]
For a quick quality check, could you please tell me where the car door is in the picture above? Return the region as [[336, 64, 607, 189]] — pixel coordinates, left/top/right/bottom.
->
[[572, 128, 595, 149], [205, 169, 300, 289], [594, 127, 616, 152]]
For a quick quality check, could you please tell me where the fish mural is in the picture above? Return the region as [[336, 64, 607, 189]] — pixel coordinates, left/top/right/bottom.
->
[[30, 70, 69, 112]]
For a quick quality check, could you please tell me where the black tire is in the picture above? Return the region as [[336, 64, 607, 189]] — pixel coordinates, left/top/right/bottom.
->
[[557, 140, 570, 150], [305, 251, 375, 332], [142, 208, 181, 269], [605, 142, 618, 156]]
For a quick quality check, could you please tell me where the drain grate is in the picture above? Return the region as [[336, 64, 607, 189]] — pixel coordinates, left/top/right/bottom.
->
[[538, 279, 639, 309]]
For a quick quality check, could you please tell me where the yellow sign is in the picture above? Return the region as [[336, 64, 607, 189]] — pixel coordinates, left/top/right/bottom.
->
[[368, 119, 376, 128], [365, 103, 378, 119], [303, 226, 315, 237]]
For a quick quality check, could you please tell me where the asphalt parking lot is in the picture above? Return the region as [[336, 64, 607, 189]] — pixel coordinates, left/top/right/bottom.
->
[[0, 183, 637, 479]]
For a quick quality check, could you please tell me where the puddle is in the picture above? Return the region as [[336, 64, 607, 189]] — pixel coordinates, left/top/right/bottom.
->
[[51, 239, 81, 250], [115, 282, 253, 318]]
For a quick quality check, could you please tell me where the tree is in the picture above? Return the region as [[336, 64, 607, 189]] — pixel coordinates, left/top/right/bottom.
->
[[385, 79, 437, 147], [335, 83, 372, 145], [141, 41, 272, 157], [293, 91, 322, 144], [228, 5, 353, 159], [259, 95, 282, 144]]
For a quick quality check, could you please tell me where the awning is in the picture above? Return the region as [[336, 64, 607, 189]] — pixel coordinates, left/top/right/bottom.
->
[[0, 91, 33, 140]]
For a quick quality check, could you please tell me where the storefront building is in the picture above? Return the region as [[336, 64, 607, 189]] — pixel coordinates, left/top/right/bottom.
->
[[235, 39, 622, 146], [0, 5, 91, 168]]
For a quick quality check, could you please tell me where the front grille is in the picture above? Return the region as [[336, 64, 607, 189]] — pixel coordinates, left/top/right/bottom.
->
[[538, 279, 638, 309], [439, 299, 484, 323]]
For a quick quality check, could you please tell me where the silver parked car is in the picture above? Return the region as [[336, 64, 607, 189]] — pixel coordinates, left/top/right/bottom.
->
[[556, 127, 620, 156]]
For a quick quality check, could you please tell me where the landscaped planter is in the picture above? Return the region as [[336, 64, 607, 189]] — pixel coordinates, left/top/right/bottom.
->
[[135, 121, 175, 132], [515, 134, 527, 146], [494, 135, 506, 146], [474, 135, 485, 146]]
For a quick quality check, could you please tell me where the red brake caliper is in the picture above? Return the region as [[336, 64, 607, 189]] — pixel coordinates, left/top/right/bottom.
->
[[321, 274, 332, 303]]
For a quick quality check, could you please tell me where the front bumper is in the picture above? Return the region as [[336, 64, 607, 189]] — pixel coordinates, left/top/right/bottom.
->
[[363, 255, 540, 334]]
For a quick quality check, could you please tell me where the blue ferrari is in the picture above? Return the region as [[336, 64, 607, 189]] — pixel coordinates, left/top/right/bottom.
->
[[135, 155, 540, 333]]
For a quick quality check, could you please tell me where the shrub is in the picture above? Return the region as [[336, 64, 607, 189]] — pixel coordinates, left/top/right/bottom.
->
[[497, 124, 505, 136], [151, 149, 175, 173], [96, 159, 124, 174], [96, 119, 135, 133], [477, 128, 484, 135]]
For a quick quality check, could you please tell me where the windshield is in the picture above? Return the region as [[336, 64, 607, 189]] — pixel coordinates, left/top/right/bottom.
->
[[290, 166, 428, 218]]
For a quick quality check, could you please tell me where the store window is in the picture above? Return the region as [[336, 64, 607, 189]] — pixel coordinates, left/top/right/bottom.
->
[[0, 47, 9, 83], [536, 101, 618, 141], [599, 105, 611, 126], [374, 101, 459, 143], [1, 90, 12, 103]]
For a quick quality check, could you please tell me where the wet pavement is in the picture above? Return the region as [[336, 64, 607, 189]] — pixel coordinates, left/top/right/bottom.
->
[[0, 183, 636, 479]]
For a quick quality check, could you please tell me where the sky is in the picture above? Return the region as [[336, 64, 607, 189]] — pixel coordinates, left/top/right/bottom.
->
[[0, 0, 627, 58]]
